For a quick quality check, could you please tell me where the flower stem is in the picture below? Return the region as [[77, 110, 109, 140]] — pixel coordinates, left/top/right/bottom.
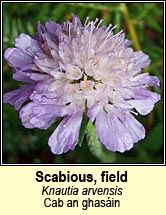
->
[[120, 3, 141, 51], [121, 3, 155, 129]]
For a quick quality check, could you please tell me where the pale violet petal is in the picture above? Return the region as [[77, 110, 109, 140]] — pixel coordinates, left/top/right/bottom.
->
[[48, 112, 83, 154]]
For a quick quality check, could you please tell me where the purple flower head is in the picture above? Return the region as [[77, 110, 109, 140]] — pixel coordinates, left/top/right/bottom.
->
[[3, 14, 160, 155]]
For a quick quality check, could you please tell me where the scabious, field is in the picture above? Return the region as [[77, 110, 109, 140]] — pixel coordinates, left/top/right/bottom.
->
[[3, 2, 163, 164]]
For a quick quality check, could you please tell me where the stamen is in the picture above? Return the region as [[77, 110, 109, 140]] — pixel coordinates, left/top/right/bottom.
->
[[103, 27, 122, 46], [84, 16, 90, 26], [96, 19, 103, 29], [94, 18, 99, 26], [105, 23, 113, 33], [68, 22, 71, 37], [103, 25, 114, 45], [83, 20, 92, 32]]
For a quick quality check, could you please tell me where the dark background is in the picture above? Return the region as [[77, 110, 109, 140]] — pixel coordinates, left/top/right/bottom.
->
[[2, 2, 164, 164]]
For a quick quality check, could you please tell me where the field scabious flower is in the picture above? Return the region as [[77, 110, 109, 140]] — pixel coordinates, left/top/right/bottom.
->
[[3, 14, 160, 154]]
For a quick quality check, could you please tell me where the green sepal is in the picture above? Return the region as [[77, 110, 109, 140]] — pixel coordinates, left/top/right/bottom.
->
[[77, 111, 89, 147]]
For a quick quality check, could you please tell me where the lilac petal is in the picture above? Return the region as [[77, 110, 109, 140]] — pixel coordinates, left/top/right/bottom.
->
[[48, 112, 83, 154], [30, 78, 66, 103], [42, 32, 58, 50], [34, 54, 59, 73], [19, 102, 36, 129], [108, 113, 134, 152], [4, 51, 37, 83], [29, 73, 50, 81], [29, 79, 64, 104], [30, 78, 63, 97], [31, 79, 53, 93], [45, 21, 57, 35], [95, 109, 132, 152], [15, 33, 41, 55], [95, 109, 145, 152], [87, 104, 102, 122], [3, 83, 35, 110], [19, 102, 64, 129], [146, 76, 160, 87], [109, 112, 145, 152], [36, 21, 46, 41], [106, 105, 126, 122], [132, 88, 155, 99], [123, 113, 145, 142], [30, 86, 59, 103], [30, 92, 60, 104], [124, 39, 132, 48], [4, 48, 33, 69], [4, 47, 37, 83], [144, 75, 160, 87], [95, 110, 116, 151], [128, 91, 161, 115], [19, 64, 37, 73], [12, 65, 44, 83], [12, 68, 33, 83], [58, 42, 73, 64], [65, 64, 82, 80], [130, 73, 160, 87], [135, 51, 151, 69], [71, 13, 82, 27]]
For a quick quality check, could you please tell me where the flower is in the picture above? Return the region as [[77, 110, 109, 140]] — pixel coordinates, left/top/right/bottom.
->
[[3, 14, 160, 154]]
